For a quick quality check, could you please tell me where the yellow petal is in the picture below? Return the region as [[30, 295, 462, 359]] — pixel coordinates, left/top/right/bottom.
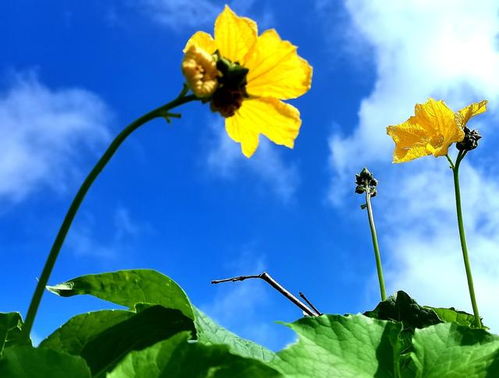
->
[[214, 5, 257, 64], [387, 122, 431, 163], [184, 31, 217, 54], [225, 98, 301, 157], [413, 99, 455, 136], [455, 100, 487, 128], [245, 29, 312, 99], [386, 99, 465, 163], [225, 117, 260, 158]]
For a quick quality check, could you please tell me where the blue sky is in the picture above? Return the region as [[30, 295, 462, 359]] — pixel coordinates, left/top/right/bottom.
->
[[2, 0, 499, 350]]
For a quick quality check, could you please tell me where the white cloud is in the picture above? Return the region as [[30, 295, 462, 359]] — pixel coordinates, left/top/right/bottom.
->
[[382, 160, 499, 330], [323, 0, 499, 330], [206, 120, 300, 202], [329, 0, 499, 181], [0, 72, 111, 204]]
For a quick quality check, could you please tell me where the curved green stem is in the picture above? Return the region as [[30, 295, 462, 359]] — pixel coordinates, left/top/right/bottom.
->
[[365, 192, 387, 301], [22, 88, 198, 338], [452, 151, 482, 327]]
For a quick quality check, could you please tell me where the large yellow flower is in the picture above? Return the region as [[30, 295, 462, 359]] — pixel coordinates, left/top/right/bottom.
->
[[182, 5, 312, 157], [386, 99, 487, 163]]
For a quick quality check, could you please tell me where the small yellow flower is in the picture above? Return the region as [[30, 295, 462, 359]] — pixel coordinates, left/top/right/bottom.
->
[[183, 5, 312, 157], [386, 99, 487, 163]]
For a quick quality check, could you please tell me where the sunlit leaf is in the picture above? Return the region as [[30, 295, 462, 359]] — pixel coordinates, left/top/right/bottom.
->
[[428, 306, 485, 329], [404, 323, 499, 377], [272, 314, 402, 377], [194, 308, 276, 362], [47, 269, 194, 320]]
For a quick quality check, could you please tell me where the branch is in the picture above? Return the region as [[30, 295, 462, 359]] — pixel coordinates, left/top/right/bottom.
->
[[212, 272, 320, 316], [299, 292, 322, 316]]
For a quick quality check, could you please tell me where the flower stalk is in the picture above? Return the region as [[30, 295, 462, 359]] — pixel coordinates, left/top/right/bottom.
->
[[22, 86, 198, 338], [448, 151, 482, 327], [365, 191, 387, 302], [355, 168, 386, 301]]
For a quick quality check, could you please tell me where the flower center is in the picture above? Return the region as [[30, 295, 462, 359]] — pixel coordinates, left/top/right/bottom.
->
[[182, 46, 219, 98], [210, 56, 249, 118]]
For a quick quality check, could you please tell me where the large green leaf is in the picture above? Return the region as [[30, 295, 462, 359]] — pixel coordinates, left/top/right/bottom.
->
[[0, 313, 29, 355], [194, 308, 276, 362], [0, 345, 90, 378], [403, 323, 499, 378], [272, 314, 402, 377], [39, 310, 134, 354], [71, 306, 193, 377], [47, 269, 194, 320], [108, 331, 282, 377]]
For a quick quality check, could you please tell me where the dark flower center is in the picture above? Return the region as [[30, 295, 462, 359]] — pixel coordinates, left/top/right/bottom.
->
[[210, 55, 249, 118]]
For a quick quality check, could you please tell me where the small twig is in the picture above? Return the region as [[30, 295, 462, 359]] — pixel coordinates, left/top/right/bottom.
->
[[211, 274, 261, 284], [212, 272, 317, 316], [299, 292, 322, 316]]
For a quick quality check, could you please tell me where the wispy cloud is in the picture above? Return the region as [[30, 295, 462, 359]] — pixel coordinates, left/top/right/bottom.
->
[[205, 120, 300, 202], [0, 72, 111, 205], [67, 205, 143, 261], [137, 0, 262, 30], [322, 0, 499, 330]]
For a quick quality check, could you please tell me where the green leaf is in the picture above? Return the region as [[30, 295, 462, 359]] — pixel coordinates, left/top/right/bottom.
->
[[108, 331, 282, 378], [364, 291, 441, 330], [272, 314, 403, 377], [194, 308, 276, 362], [0, 313, 30, 355], [428, 306, 485, 329], [365, 291, 442, 360], [47, 269, 194, 320], [59, 306, 194, 377], [0, 346, 91, 378], [39, 310, 134, 354], [404, 323, 499, 377]]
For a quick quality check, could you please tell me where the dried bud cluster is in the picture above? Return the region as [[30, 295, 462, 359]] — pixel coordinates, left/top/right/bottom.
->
[[355, 168, 378, 197], [456, 127, 482, 152]]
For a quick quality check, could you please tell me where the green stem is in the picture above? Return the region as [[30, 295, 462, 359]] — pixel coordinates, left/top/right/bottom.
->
[[365, 192, 387, 301], [22, 88, 198, 338], [452, 151, 482, 327]]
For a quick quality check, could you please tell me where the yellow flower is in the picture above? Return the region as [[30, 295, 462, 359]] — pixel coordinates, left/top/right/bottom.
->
[[386, 99, 487, 163], [182, 5, 312, 157]]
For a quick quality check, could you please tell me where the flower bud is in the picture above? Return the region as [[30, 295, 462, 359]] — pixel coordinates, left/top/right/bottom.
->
[[182, 46, 219, 98], [355, 168, 378, 197], [456, 127, 482, 152]]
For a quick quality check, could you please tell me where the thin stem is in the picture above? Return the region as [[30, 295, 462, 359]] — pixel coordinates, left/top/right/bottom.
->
[[452, 152, 482, 327], [212, 272, 317, 316], [365, 192, 387, 301], [23, 88, 198, 338], [445, 154, 455, 169], [299, 292, 322, 316]]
